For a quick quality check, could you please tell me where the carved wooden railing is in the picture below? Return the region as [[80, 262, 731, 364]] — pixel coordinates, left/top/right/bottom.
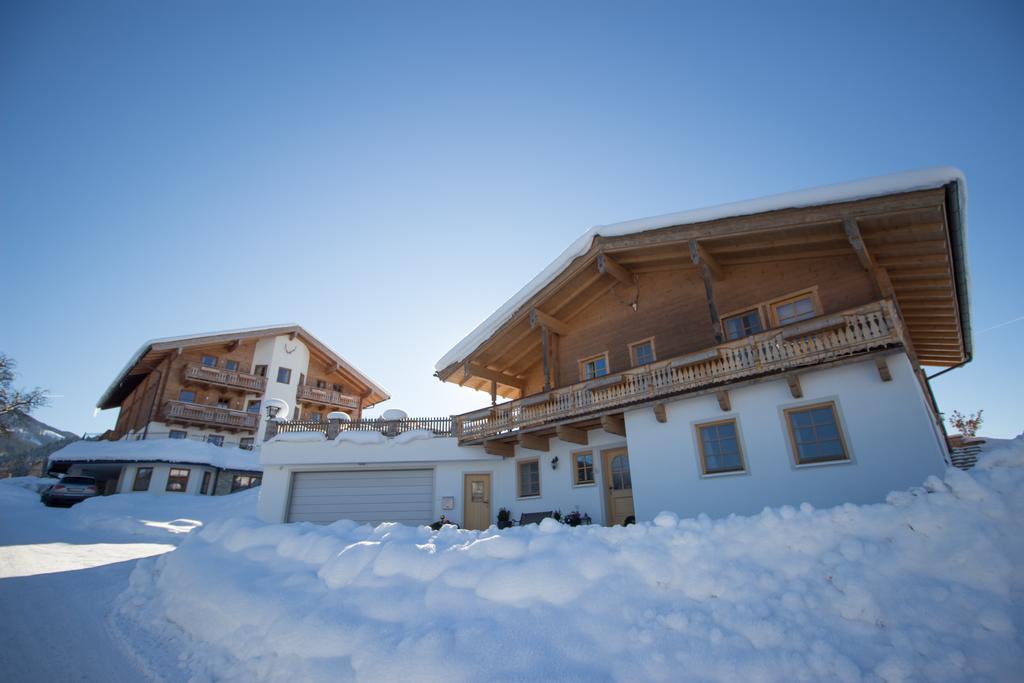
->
[[163, 400, 260, 432], [295, 384, 360, 409], [183, 363, 267, 393], [267, 416, 454, 441], [455, 300, 903, 443]]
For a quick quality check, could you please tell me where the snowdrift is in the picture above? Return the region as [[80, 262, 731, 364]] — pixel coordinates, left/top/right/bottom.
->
[[118, 437, 1024, 682]]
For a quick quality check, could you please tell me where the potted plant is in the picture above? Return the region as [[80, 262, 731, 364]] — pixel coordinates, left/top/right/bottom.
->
[[497, 507, 513, 529]]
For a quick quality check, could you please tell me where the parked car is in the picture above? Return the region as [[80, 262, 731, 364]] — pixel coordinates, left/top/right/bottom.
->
[[41, 476, 99, 507]]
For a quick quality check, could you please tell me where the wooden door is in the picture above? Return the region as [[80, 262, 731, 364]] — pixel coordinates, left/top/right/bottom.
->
[[463, 473, 492, 531], [602, 448, 634, 526]]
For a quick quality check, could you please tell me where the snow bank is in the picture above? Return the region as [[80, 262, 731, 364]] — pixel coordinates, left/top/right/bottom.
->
[[49, 438, 262, 472], [435, 166, 966, 371], [118, 437, 1021, 682], [64, 488, 258, 539]]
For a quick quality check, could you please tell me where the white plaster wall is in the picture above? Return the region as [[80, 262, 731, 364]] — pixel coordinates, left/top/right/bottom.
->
[[259, 430, 624, 525], [115, 462, 218, 495], [624, 351, 947, 521], [254, 335, 311, 434], [140, 421, 259, 451]]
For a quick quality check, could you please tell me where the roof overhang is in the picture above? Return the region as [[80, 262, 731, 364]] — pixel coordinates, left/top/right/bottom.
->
[[437, 167, 970, 397]]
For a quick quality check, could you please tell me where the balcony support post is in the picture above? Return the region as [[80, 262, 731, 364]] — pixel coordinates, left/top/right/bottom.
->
[[690, 239, 724, 344], [541, 326, 552, 392]]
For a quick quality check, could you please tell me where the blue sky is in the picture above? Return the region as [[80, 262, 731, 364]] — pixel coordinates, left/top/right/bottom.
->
[[2, 1, 1022, 438]]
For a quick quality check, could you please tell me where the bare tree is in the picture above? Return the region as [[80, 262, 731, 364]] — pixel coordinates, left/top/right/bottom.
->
[[0, 353, 50, 435], [948, 409, 984, 438]]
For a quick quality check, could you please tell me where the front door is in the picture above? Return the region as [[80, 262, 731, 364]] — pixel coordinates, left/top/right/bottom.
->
[[463, 473, 492, 530], [602, 448, 635, 525]]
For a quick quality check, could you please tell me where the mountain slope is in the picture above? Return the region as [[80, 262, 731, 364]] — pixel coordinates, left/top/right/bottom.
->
[[0, 411, 79, 476]]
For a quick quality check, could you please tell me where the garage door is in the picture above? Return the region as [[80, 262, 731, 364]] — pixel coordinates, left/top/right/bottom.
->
[[287, 469, 435, 525]]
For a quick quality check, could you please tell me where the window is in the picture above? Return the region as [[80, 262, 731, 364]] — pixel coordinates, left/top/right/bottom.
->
[[696, 419, 745, 475], [206, 434, 224, 447], [277, 367, 292, 384], [200, 471, 212, 495], [580, 353, 609, 381], [132, 467, 153, 491], [723, 309, 764, 341], [573, 451, 595, 486], [332, 383, 343, 393], [169, 429, 187, 440], [517, 459, 540, 498], [178, 390, 196, 403], [310, 413, 321, 423], [246, 400, 261, 414], [166, 468, 191, 492], [201, 354, 218, 367], [254, 364, 267, 377], [239, 437, 254, 451], [629, 339, 656, 367], [771, 291, 819, 327], [231, 474, 262, 492], [785, 403, 849, 465], [316, 379, 327, 389], [225, 360, 239, 372], [216, 398, 230, 409]]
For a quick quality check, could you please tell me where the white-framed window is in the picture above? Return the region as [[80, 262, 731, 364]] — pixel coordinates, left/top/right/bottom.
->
[[580, 353, 609, 381]]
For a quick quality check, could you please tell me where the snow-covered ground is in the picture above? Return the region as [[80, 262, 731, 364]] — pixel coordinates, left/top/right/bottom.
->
[[1, 436, 1022, 682], [0, 478, 255, 682]]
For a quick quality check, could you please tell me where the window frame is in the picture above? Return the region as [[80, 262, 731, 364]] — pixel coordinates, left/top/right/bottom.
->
[[694, 418, 747, 476], [168, 429, 187, 440], [720, 308, 765, 341], [231, 474, 261, 492], [178, 389, 196, 404], [254, 364, 268, 378], [783, 401, 851, 467], [132, 466, 153, 492], [579, 352, 610, 381], [628, 338, 656, 367], [165, 467, 191, 492], [239, 437, 255, 450], [200, 471, 212, 495], [201, 354, 218, 368], [276, 367, 292, 384], [206, 434, 224, 447], [572, 450, 596, 487], [225, 360, 239, 372], [516, 458, 541, 499], [767, 287, 822, 328]]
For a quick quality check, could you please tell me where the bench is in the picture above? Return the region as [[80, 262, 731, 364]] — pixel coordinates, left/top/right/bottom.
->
[[517, 511, 557, 526]]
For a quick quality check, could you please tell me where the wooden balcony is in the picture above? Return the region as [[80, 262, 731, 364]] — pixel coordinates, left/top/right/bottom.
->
[[295, 384, 360, 409], [455, 300, 904, 445], [162, 400, 260, 433], [183, 363, 267, 393]]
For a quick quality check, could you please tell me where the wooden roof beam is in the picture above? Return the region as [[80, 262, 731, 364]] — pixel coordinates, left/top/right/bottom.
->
[[689, 240, 723, 280], [463, 363, 526, 391], [530, 308, 569, 336], [597, 252, 634, 286]]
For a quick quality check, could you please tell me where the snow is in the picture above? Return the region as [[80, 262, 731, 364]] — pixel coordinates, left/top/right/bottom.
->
[[117, 433, 1021, 683], [270, 431, 328, 443], [0, 477, 257, 682], [49, 438, 263, 472], [435, 166, 967, 372]]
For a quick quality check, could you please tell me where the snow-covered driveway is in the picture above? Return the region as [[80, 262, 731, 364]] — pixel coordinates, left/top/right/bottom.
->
[[0, 480, 253, 682]]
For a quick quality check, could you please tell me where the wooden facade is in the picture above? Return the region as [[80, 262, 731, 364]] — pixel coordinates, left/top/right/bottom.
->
[[439, 183, 968, 447], [105, 326, 388, 440]]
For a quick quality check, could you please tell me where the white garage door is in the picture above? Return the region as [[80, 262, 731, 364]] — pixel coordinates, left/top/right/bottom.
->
[[287, 469, 435, 525]]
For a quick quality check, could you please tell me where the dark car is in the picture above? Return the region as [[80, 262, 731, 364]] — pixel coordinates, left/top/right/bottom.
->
[[41, 476, 99, 507]]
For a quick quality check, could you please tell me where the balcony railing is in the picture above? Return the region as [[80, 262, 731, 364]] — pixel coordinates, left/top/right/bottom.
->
[[455, 299, 903, 444], [268, 416, 453, 440], [295, 384, 361, 409], [162, 400, 260, 432], [183, 363, 267, 393]]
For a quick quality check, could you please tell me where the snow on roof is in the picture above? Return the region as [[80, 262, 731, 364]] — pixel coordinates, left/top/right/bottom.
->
[[435, 166, 967, 372], [48, 439, 263, 472]]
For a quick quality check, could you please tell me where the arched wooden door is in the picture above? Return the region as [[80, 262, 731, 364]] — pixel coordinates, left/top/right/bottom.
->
[[602, 448, 634, 525]]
